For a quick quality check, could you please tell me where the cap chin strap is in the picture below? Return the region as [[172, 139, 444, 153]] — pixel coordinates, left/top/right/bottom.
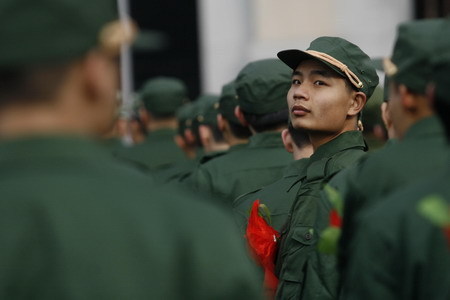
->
[[305, 50, 364, 90]]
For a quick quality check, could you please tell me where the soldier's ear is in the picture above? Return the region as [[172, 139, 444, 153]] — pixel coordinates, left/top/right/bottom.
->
[[347, 91, 366, 117], [217, 114, 226, 131], [281, 129, 294, 154], [234, 106, 248, 127]]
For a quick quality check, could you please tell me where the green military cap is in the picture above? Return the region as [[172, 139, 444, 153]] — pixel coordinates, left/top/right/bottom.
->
[[218, 81, 240, 124], [0, 0, 133, 67], [278, 36, 379, 98], [430, 20, 450, 104], [236, 58, 290, 115], [176, 102, 194, 136], [140, 77, 189, 117], [383, 19, 448, 94], [192, 94, 220, 126]]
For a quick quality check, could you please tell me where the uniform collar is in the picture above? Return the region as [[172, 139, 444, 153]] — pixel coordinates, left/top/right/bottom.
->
[[248, 131, 284, 148], [310, 130, 367, 162], [403, 116, 445, 141], [283, 158, 309, 177], [0, 135, 111, 163], [146, 128, 177, 139]]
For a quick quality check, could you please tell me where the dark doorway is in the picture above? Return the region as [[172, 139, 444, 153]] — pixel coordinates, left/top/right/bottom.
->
[[130, 0, 200, 100]]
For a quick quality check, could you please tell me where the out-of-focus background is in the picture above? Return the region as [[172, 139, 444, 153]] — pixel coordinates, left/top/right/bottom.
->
[[130, 0, 450, 99]]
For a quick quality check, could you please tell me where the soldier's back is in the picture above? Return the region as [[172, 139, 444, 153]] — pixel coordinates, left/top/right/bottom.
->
[[0, 135, 262, 299]]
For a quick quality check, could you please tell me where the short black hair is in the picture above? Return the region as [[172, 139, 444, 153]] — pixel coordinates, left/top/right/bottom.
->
[[243, 109, 289, 133], [288, 122, 310, 148], [228, 121, 252, 139], [0, 64, 70, 107]]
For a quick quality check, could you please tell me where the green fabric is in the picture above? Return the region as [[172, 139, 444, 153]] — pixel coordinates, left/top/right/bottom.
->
[[233, 158, 310, 234], [275, 130, 368, 300], [278, 36, 379, 98], [189, 132, 292, 205], [116, 128, 186, 170], [341, 163, 450, 299], [333, 116, 448, 283], [218, 81, 240, 124], [0, 0, 116, 66], [0, 135, 263, 299], [236, 59, 290, 115], [140, 77, 188, 116], [388, 19, 450, 93]]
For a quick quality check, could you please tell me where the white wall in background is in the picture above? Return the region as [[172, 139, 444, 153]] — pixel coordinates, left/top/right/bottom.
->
[[198, 0, 412, 94]]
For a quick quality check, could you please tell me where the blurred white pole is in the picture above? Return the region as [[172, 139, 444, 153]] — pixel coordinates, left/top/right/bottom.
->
[[117, 0, 134, 145]]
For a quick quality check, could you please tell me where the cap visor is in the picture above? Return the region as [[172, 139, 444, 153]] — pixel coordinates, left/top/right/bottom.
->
[[277, 49, 345, 79], [277, 49, 312, 70]]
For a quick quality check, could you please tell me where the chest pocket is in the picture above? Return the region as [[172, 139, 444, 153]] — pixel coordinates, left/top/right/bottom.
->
[[282, 225, 315, 282]]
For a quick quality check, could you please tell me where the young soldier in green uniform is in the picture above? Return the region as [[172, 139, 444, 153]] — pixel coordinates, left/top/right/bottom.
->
[[0, 1, 263, 298], [342, 20, 450, 299], [192, 94, 229, 157], [274, 36, 378, 299], [324, 19, 449, 287], [189, 59, 293, 205], [233, 123, 312, 233], [117, 77, 187, 170], [216, 81, 251, 150]]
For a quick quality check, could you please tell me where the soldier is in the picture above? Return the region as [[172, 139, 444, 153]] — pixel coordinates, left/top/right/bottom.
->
[[117, 77, 187, 170], [274, 36, 378, 299], [342, 19, 450, 299], [216, 81, 251, 149], [191, 94, 229, 156], [0, 0, 263, 298], [233, 122, 312, 234], [189, 59, 293, 205], [322, 19, 449, 292]]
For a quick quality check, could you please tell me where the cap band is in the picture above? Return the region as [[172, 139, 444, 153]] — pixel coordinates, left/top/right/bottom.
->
[[305, 50, 364, 89], [382, 57, 398, 76], [99, 19, 138, 55]]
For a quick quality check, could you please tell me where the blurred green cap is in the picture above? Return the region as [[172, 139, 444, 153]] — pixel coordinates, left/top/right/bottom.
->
[[140, 77, 189, 117], [278, 36, 379, 98], [192, 94, 220, 127], [0, 0, 129, 67], [236, 58, 290, 115], [176, 102, 194, 136], [384, 19, 448, 94], [218, 81, 240, 124]]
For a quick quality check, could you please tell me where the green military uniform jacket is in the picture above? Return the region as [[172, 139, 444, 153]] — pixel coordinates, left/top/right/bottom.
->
[[275, 130, 367, 300], [0, 135, 262, 299], [342, 162, 450, 300], [233, 158, 310, 234], [117, 128, 186, 170], [334, 116, 448, 282], [189, 132, 293, 205]]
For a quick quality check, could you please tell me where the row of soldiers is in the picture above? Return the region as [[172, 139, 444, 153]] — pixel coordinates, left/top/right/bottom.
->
[[0, 0, 448, 299]]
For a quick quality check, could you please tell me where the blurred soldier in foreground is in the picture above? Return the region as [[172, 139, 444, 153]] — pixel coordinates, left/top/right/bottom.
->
[[321, 20, 449, 294], [342, 19, 450, 300], [0, 1, 262, 299]]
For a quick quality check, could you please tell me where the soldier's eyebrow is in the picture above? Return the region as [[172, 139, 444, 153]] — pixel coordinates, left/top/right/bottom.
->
[[292, 70, 302, 77]]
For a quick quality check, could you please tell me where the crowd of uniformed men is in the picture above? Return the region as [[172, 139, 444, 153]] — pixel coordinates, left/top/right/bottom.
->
[[0, 0, 449, 299]]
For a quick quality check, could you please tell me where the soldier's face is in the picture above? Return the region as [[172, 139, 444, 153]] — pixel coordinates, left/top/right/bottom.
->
[[287, 59, 355, 135]]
